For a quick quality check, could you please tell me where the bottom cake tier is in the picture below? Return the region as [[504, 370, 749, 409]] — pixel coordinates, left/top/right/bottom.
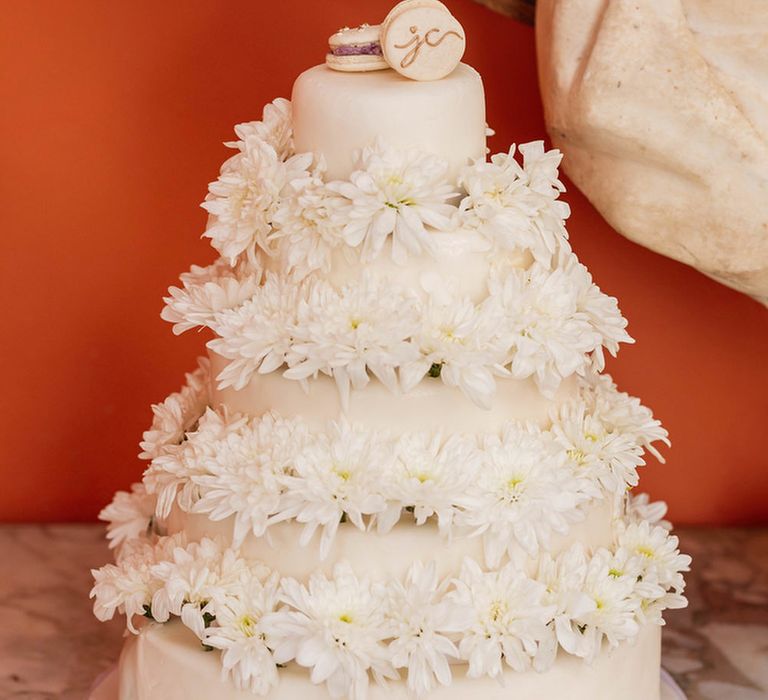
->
[[115, 619, 662, 700]]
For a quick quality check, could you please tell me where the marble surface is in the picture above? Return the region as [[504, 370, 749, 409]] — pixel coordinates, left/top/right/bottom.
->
[[661, 529, 768, 700], [1, 524, 766, 700]]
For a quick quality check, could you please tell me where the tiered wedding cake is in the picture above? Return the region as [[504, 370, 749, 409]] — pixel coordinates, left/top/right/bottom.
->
[[90, 3, 690, 698]]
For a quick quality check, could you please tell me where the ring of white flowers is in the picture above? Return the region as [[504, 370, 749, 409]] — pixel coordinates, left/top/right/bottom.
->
[[197, 99, 572, 274], [91, 516, 690, 699], [163, 258, 631, 408], [107, 361, 670, 569], [161, 99, 632, 408]]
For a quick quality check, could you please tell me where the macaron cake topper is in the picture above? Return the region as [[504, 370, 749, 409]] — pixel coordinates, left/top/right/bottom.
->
[[326, 24, 388, 72], [325, 0, 465, 81]]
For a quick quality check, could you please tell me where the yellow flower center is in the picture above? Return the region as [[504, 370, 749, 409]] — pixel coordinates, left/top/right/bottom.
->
[[504, 476, 525, 503], [568, 448, 588, 466], [486, 186, 506, 201], [238, 614, 258, 638], [489, 600, 508, 622], [439, 326, 463, 343], [333, 466, 352, 481], [637, 545, 655, 559]]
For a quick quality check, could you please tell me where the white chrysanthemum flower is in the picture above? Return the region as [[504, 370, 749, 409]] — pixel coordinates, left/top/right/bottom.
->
[[630, 549, 690, 626], [144, 409, 248, 519], [575, 274, 634, 374], [250, 412, 311, 476], [275, 422, 389, 559], [584, 373, 670, 462], [627, 493, 672, 530], [617, 521, 691, 595], [553, 402, 646, 492], [607, 546, 665, 606], [489, 262, 597, 395], [271, 173, 348, 279], [90, 534, 187, 633], [458, 142, 570, 266], [575, 549, 642, 659], [202, 135, 312, 264], [533, 543, 595, 667], [400, 293, 507, 409], [224, 98, 294, 162], [263, 563, 395, 700], [519, 141, 566, 199], [191, 414, 302, 548], [377, 433, 480, 536], [203, 572, 282, 696], [99, 482, 157, 550], [285, 275, 420, 405], [149, 537, 224, 629], [331, 140, 458, 263], [161, 258, 261, 335], [449, 558, 554, 678], [139, 358, 210, 461], [386, 561, 471, 698], [118, 530, 186, 564], [489, 256, 631, 397], [209, 273, 302, 391], [462, 425, 591, 565], [90, 540, 158, 633], [150, 537, 256, 638]]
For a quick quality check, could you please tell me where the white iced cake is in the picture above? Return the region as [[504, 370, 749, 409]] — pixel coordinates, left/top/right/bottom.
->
[[90, 3, 690, 699]]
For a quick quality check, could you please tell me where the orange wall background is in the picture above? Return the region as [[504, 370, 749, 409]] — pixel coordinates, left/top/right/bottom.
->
[[2, 0, 766, 525]]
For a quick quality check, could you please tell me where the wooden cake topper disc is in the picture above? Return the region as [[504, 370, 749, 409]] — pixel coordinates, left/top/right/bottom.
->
[[381, 0, 466, 81]]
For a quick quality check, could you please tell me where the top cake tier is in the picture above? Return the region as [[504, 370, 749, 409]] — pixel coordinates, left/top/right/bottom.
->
[[292, 63, 487, 180]]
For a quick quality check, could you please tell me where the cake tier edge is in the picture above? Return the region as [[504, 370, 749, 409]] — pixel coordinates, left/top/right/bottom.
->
[[115, 619, 661, 700]]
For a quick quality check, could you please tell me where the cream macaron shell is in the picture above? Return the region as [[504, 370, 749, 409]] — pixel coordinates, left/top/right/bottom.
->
[[381, 2, 466, 81], [326, 24, 388, 72], [326, 53, 388, 72], [328, 23, 381, 50]]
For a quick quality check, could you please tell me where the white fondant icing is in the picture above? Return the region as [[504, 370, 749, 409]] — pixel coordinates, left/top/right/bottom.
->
[[265, 228, 532, 304], [291, 63, 486, 180], [117, 619, 662, 700], [328, 233, 495, 302], [166, 499, 616, 582], [208, 349, 580, 433], [324, 231, 531, 302]]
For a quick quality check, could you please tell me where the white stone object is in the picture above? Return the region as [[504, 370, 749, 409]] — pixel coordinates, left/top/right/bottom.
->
[[536, 0, 768, 306]]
